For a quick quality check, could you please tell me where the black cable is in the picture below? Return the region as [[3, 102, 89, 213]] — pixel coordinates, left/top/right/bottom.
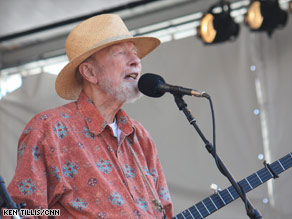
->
[[207, 96, 227, 176], [206, 96, 261, 219]]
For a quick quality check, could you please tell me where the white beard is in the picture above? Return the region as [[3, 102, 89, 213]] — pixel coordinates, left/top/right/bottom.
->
[[98, 71, 143, 104]]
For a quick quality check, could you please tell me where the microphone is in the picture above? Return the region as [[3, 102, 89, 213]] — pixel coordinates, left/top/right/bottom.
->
[[138, 73, 210, 98]]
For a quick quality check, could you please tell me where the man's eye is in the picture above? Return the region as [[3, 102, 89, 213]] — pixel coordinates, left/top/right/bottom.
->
[[114, 51, 124, 55]]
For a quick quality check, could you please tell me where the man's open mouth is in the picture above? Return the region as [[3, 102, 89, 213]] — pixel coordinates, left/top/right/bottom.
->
[[125, 73, 138, 80]]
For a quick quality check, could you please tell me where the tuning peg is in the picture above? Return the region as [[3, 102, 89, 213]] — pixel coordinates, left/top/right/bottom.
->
[[210, 183, 221, 194]]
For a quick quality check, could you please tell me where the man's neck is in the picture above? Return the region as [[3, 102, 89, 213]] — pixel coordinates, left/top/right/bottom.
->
[[83, 87, 124, 124], [95, 98, 123, 124]]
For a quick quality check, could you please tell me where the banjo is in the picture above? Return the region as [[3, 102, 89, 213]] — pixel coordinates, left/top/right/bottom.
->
[[172, 152, 292, 219]]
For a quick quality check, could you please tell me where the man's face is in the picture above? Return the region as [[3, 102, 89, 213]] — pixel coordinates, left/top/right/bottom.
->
[[92, 41, 142, 103]]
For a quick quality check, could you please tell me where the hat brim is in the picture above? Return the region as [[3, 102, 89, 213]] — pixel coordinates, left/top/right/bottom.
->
[[56, 36, 160, 100]]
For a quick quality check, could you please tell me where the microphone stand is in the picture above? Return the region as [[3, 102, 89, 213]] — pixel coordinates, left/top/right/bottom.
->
[[173, 94, 262, 219], [0, 176, 24, 219]]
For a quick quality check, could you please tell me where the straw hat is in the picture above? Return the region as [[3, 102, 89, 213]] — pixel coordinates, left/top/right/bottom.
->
[[55, 14, 161, 100]]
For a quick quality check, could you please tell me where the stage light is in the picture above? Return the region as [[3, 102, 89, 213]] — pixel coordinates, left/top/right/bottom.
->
[[197, 1, 239, 44], [245, 0, 288, 36]]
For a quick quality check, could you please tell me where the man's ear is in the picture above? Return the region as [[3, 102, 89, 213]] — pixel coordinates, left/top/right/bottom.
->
[[78, 62, 98, 84]]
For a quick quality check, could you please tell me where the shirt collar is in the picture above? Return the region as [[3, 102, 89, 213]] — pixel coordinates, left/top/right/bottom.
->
[[77, 91, 134, 136]]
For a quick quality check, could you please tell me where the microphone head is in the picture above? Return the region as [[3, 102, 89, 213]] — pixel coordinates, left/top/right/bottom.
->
[[138, 73, 165, 98]]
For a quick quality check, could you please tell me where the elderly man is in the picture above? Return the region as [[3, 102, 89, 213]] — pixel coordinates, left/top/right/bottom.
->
[[7, 14, 173, 218]]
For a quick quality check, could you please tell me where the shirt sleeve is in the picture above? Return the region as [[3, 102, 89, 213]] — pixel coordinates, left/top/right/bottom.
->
[[7, 115, 63, 218], [154, 152, 173, 219], [133, 120, 174, 218], [149, 140, 173, 219]]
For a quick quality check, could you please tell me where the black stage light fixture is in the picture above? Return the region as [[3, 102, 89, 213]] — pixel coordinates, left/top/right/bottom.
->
[[197, 1, 239, 44], [245, 0, 288, 36]]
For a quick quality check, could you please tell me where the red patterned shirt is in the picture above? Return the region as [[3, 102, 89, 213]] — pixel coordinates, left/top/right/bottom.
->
[[8, 91, 173, 218]]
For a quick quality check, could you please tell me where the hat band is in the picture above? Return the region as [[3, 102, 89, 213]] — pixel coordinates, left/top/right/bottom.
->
[[88, 34, 134, 51]]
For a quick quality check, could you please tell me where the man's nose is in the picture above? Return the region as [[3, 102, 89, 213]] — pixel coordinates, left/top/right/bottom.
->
[[128, 53, 141, 67]]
